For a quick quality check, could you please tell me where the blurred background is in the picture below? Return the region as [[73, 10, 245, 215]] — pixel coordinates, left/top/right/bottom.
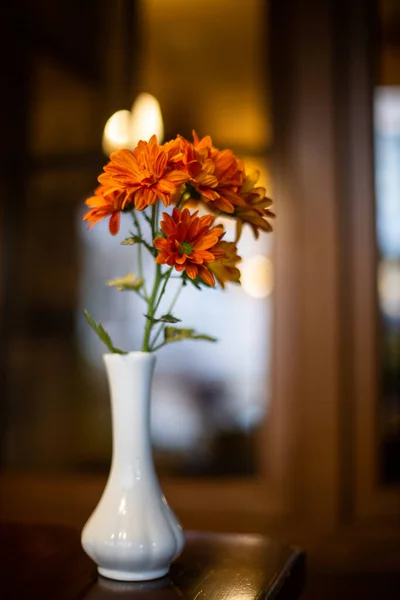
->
[[1, 0, 400, 598]]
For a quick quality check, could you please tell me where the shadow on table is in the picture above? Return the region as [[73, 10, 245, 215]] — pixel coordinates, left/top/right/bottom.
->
[[80, 575, 183, 599]]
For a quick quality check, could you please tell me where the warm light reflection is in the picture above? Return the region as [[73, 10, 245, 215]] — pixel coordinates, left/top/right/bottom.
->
[[240, 255, 273, 299], [102, 110, 132, 155], [102, 93, 164, 155], [130, 92, 164, 147]]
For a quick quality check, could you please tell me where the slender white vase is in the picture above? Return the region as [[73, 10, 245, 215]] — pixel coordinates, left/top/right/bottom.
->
[[81, 351, 185, 581]]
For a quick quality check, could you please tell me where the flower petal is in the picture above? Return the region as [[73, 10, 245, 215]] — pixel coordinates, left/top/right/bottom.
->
[[197, 265, 215, 287]]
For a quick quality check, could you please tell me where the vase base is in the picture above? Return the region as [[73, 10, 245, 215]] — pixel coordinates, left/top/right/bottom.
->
[[98, 566, 169, 582]]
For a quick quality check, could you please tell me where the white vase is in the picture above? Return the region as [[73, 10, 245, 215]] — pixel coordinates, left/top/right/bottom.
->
[[81, 351, 185, 581]]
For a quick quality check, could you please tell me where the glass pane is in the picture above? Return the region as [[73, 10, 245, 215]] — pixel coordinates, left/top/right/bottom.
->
[[2, 0, 272, 478], [375, 0, 400, 484]]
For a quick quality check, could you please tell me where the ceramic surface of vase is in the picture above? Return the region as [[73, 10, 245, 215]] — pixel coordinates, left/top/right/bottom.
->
[[81, 352, 185, 581]]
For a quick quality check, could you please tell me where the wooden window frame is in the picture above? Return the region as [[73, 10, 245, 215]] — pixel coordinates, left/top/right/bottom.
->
[[164, 0, 400, 530], [3, 0, 398, 531]]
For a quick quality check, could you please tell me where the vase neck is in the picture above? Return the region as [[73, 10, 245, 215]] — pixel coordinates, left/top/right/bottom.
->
[[104, 352, 156, 477]]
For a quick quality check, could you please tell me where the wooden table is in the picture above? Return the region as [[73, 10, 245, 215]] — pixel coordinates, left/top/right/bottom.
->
[[0, 522, 305, 599]]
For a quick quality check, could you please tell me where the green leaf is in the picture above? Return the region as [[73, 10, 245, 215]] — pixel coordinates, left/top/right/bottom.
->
[[121, 237, 137, 245], [83, 310, 126, 354], [107, 273, 144, 291], [164, 326, 217, 344], [144, 314, 181, 324], [160, 314, 181, 324], [122, 232, 157, 257]]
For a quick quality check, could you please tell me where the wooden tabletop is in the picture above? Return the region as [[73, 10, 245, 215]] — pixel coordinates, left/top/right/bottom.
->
[[0, 522, 305, 599]]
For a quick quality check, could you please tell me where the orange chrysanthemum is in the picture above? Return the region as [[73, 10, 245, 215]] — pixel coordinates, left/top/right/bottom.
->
[[153, 207, 225, 286], [208, 241, 241, 288], [83, 186, 129, 235], [234, 170, 275, 240], [98, 135, 189, 211], [178, 132, 247, 214]]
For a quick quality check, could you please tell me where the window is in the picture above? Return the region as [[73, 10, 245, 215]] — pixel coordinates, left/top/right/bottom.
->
[[3, 1, 274, 484]]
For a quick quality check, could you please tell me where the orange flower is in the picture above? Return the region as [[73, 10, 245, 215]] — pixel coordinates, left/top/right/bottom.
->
[[98, 135, 189, 211], [234, 170, 275, 240], [178, 132, 246, 214], [83, 186, 129, 235], [208, 241, 241, 288], [154, 207, 225, 286]]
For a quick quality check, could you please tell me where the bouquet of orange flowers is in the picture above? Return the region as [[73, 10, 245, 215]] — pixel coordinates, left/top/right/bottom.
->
[[83, 132, 274, 353]]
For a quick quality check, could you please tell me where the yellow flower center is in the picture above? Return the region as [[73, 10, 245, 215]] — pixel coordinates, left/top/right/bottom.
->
[[179, 241, 193, 255]]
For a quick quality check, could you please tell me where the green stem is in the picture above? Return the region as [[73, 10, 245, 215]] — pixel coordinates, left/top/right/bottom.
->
[[150, 279, 184, 351], [142, 205, 163, 352], [151, 340, 168, 352], [175, 188, 188, 210], [155, 199, 160, 233], [151, 204, 156, 238], [153, 267, 173, 315], [132, 212, 147, 298], [168, 279, 185, 313], [143, 211, 152, 229], [142, 262, 162, 352]]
